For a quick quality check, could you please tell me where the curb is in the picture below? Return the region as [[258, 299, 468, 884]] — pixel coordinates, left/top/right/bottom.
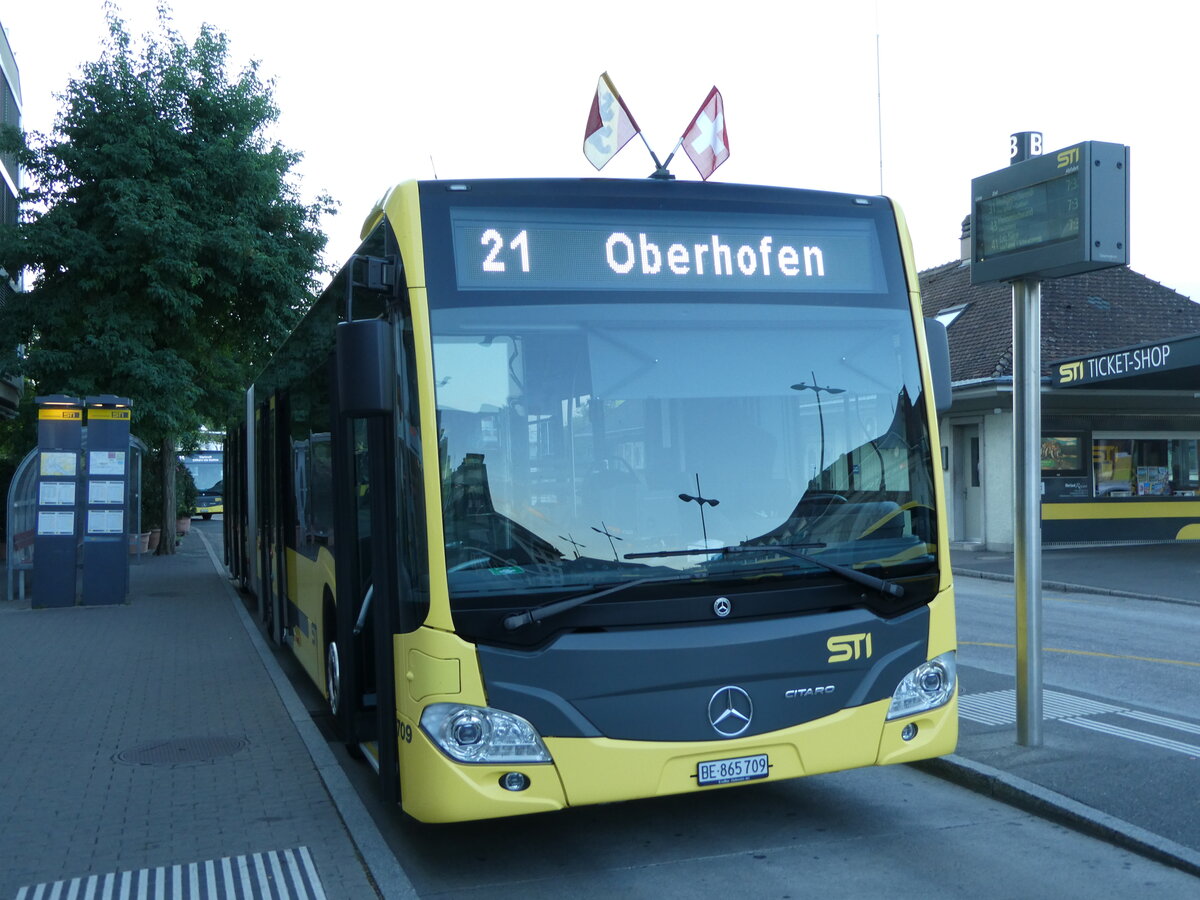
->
[[914, 754, 1200, 879], [952, 567, 1200, 609], [196, 528, 419, 900]]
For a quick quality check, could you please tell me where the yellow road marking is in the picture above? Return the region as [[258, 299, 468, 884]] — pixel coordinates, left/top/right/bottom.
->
[[961, 640, 1200, 669]]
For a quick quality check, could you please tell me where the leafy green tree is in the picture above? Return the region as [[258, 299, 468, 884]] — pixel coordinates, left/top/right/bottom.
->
[[0, 381, 38, 549], [0, 7, 332, 553]]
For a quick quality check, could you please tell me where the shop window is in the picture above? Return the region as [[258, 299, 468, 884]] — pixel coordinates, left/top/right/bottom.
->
[[1092, 435, 1200, 497], [1168, 440, 1200, 495]]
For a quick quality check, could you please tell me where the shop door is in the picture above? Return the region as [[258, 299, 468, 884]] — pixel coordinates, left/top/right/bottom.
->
[[954, 424, 984, 543]]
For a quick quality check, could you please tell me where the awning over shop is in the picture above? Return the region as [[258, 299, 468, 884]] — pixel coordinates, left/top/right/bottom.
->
[[1051, 331, 1200, 390]]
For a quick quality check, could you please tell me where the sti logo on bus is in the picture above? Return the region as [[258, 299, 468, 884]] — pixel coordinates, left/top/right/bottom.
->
[[827, 632, 873, 663]]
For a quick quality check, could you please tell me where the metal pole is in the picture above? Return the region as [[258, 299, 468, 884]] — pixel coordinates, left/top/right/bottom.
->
[[1012, 277, 1043, 746]]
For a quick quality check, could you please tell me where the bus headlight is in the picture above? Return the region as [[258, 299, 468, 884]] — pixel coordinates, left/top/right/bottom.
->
[[886, 651, 956, 720], [420, 703, 552, 764]]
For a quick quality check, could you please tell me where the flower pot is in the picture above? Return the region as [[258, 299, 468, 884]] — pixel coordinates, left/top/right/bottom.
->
[[148, 528, 162, 551], [176, 516, 191, 536]]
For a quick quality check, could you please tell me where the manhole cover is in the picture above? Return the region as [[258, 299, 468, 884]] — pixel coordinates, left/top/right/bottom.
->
[[115, 736, 249, 766]]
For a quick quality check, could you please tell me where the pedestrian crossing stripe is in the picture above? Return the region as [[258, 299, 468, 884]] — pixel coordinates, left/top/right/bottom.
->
[[959, 688, 1123, 726], [13, 846, 326, 900], [960, 689, 1200, 758]]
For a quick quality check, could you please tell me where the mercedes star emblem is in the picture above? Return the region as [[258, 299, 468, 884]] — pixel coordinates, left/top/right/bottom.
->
[[713, 597, 732, 618], [708, 685, 753, 737]]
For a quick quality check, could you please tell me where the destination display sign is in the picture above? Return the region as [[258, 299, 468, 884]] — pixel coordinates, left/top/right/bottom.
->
[[971, 141, 1129, 284], [450, 207, 886, 294]]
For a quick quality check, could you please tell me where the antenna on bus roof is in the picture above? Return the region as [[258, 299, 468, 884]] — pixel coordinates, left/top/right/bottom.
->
[[645, 138, 675, 180], [430, 155, 439, 180], [875, 1, 885, 194]]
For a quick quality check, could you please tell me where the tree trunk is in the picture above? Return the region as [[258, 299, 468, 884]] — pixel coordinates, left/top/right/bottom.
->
[[156, 434, 177, 555]]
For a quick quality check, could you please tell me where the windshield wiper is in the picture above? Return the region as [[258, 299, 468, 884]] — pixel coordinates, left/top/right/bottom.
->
[[625, 543, 904, 599], [502, 573, 695, 631]]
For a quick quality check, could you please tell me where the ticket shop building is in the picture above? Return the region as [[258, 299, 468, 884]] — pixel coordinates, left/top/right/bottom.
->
[[921, 259, 1200, 549]]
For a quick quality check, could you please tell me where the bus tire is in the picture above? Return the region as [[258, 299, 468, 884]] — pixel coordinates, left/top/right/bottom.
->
[[326, 639, 343, 718]]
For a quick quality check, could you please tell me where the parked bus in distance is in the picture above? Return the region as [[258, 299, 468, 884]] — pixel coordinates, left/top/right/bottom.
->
[[225, 178, 957, 824], [180, 450, 223, 519]]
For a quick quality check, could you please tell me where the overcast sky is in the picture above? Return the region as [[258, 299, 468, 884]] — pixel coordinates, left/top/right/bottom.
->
[[4, 1, 1198, 300]]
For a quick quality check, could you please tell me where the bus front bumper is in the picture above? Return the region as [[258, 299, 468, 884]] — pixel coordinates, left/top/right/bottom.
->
[[397, 694, 957, 823]]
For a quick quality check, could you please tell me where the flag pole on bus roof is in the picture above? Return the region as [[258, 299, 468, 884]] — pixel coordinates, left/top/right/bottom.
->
[[642, 133, 674, 180], [582, 72, 672, 179], [582, 76, 730, 181]]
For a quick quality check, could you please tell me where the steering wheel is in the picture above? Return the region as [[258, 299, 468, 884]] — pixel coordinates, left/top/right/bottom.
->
[[446, 545, 516, 572]]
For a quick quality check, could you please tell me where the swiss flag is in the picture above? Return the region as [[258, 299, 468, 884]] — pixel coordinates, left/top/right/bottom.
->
[[681, 87, 729, 180]]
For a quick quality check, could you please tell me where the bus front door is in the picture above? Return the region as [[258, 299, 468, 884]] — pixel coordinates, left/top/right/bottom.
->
[[333, 414, 400, 803]]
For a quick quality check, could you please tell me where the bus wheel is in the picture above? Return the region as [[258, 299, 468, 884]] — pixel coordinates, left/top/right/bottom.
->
[[326, 640, 342, 717]]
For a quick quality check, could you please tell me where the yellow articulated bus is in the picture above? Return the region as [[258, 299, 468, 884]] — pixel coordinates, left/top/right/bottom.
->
[[225, 178, 958, 823]]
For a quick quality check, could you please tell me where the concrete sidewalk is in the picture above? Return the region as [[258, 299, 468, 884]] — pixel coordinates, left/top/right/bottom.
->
[[920, 664, 1200, 880], [927, 542, 1200, 879], [0, 526, 412, 900], [951, 541, 1200, 604]]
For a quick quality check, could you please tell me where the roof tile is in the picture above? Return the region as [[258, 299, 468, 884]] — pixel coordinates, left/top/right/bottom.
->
[[918, 263, 1200, 380]]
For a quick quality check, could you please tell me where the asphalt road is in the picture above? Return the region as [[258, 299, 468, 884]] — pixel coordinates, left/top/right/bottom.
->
[[325, 724, 1199, 899], [197, 522, 1200, 897], [956, 574, 1199, 721], [279, 572, 1199, 893]]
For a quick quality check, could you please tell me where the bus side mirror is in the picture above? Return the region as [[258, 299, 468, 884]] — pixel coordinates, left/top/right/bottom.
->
[[924, 318, 952, 414], [336, 318, 393, 416]]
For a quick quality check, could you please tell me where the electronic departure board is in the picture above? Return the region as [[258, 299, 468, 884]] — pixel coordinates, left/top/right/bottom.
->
[[970, 141, 1129, 284], [977, 175, 1081, 258]]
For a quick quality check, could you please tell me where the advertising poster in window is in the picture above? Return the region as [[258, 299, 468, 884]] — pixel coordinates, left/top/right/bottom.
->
[[1041, 436, 1083, 474]]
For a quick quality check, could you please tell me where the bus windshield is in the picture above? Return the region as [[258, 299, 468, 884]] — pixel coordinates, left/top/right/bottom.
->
[[182, 454, 223, 493], [432, 298, 939, 611]]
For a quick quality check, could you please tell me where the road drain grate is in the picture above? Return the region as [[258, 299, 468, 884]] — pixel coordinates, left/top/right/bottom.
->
[[115, 735, 249, 766]]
